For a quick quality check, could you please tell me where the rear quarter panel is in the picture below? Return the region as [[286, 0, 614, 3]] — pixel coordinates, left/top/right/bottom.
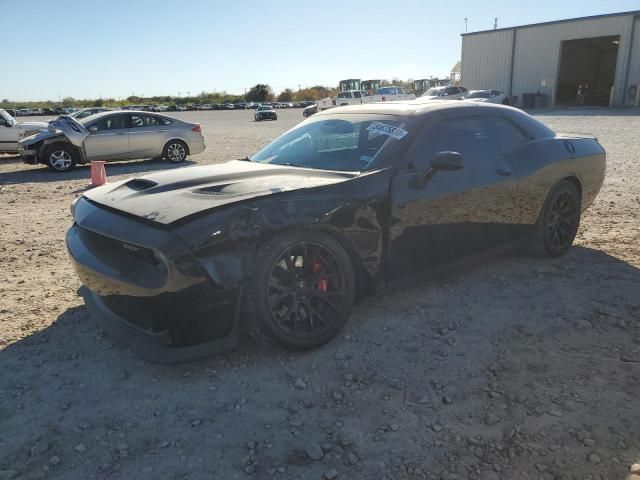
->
[[511, 136, 605, 224]]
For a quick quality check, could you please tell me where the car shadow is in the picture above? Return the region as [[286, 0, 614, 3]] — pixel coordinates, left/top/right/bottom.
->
[[1, 246, 639, 478], [0, 154, 23, 164], [0, 158, 196, 185], [1, 245, 638, 369]]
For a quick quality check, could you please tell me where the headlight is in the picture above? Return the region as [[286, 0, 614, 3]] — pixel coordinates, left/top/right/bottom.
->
[[70, 196, 80, 218]]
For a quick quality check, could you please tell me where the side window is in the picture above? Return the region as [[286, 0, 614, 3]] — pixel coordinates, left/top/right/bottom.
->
[[91, 114, 127, 131], [337, 92, 346, 99], [130, 114, 161, 128], [353, 91, 362, 98], [447, 87, 461, 95], [405, 116, 501, 169], [488, 116, 528, 153]]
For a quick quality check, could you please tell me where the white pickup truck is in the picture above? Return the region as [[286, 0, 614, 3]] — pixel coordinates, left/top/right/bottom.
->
[[317, 86, 416, 111], [0, 109, 48, 153]]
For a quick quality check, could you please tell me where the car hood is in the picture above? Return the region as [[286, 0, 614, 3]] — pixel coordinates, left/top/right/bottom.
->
[[18, 121, 49, 130], [47, 116, 88, 147], [82, 160, 358, 225]]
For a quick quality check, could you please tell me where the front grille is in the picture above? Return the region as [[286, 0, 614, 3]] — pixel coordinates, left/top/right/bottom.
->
[[95, 233, 158, 264]]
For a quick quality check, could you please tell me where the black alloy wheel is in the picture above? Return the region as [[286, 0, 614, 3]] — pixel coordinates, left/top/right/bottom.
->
[[247, 231, 356, 350], [529, 180, 581, 257], [546, 191, 580, 251]]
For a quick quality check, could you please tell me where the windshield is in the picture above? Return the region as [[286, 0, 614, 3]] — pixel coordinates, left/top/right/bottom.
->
[[258, 106, 273, 111], [0, 109, 14, 124], [422, 88, 443, 97], [466, 91, 491, 98], [251, 115, 409, 172]]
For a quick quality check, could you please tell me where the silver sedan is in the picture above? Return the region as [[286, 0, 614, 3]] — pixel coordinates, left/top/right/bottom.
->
[[19, 111, 206, 172]]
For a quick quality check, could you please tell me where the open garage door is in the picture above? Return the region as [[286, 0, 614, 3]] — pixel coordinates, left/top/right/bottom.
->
[[556, 35, 619, 106]]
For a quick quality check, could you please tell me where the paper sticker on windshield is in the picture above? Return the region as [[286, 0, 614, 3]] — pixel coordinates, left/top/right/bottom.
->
[[366, 122, 408, 140]]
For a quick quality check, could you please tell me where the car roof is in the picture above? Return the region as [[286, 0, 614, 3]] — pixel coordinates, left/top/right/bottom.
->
[[314, 100, 521, 118]]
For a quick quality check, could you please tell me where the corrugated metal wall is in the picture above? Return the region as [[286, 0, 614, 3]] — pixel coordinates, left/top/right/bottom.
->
[[461, 30, 513, 93], [461, 13, 639, 106]]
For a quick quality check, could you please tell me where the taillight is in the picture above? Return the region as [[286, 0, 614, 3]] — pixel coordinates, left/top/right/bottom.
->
[[191, 124, 202, 132]]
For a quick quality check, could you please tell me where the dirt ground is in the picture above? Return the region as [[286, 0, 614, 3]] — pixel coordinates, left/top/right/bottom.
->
[[1, 108, 639, 480]]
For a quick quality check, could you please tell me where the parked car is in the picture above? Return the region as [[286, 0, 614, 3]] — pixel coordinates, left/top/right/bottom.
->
[[464, 89, 510, 105], [371, 86, 416, 102], [65, 101, 605, 363], [302, 104, 318, 118], [64, 107, 115, 120], [254, 105, 277, 121], [18, 111, 205, 172], [418, 86, 468, 101], [5, 108, 17, 117], [0, 109, 49, 154]]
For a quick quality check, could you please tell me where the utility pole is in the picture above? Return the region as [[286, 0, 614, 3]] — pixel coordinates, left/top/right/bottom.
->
[[187, 91, 191, 99], [494, 17, 498, 30], [178, 91, 181, 98], [464, 17, 468, 33]]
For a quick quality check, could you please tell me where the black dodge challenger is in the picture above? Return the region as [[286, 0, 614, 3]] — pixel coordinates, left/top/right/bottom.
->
[[67, 102, 605, 363]]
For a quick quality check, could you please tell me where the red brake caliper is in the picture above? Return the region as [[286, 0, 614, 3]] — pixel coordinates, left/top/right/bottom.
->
[[312, 258, 328, 292]]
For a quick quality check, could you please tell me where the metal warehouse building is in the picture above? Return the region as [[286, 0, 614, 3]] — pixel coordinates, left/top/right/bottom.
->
[[461, 11, 640, 107]]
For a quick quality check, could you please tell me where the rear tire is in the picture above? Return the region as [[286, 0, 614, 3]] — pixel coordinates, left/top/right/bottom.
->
[[245, 230, 356, 350], [45, 143, 77, 172], [163, 140, 188, 163], [527, 180, 581, 257]]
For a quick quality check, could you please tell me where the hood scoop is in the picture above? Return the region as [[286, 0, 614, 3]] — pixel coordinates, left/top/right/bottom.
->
[[126, 179, 158, 191]]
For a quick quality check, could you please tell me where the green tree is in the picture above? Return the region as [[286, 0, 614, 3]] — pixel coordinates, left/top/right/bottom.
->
[[246, 84, 273, 102], [277, 88, 294, 102], [62, 96, 76, 107], [93, 98, 104, 107]]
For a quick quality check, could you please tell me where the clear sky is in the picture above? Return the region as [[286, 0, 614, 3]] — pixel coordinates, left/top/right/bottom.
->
[[1, 0, 638, 101]]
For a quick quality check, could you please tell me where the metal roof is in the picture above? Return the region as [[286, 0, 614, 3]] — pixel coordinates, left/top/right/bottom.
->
[[461, 10, 640, 37]]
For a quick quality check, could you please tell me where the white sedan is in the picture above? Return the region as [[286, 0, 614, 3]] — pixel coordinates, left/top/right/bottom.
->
[[464, 90, 510, 105]]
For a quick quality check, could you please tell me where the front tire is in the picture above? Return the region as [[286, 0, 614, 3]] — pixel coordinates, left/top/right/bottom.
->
[[245, 230, 356, 350], [163, 140, 188, 163], [45, 144, 77, 172], [527, 180, 581, 257]]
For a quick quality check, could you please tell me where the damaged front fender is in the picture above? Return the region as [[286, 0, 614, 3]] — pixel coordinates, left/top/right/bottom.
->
[[173, 168, 393, 293]]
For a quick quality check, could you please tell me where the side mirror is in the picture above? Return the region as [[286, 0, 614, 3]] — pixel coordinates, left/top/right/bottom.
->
[[88, 126, 98, 133], [431, 151, 464, 171]]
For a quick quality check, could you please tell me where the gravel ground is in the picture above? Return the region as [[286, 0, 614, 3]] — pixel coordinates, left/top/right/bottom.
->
[[1, 108, 639, 480]]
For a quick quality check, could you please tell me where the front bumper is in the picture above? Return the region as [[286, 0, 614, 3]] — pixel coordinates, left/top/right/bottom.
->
[[67, 198, 242, 363], [18, 144, 38, 163], [78, 286, 239, 364]]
